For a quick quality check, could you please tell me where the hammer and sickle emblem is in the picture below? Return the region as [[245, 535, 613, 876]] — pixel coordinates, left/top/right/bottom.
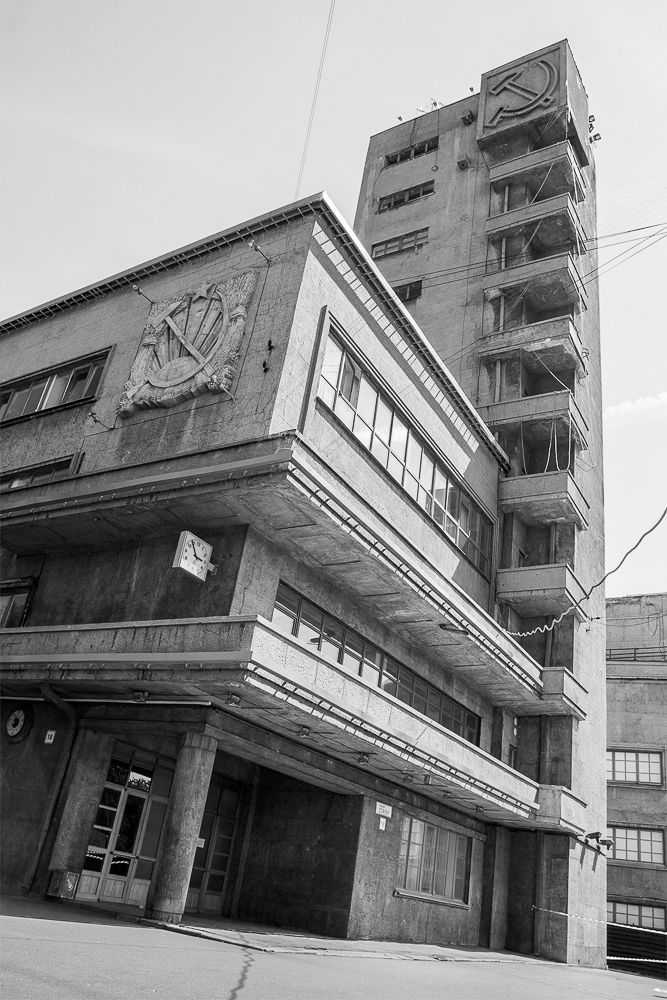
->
[[486, 58, 558, 126]]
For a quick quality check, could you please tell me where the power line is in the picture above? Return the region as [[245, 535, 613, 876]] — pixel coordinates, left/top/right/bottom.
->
[[507, 506, 667, 637], [294, 0, 335, 201]]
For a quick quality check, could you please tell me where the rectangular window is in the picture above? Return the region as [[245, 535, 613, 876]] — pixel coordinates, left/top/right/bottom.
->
[[607, 750, 663, 784], [393, 281, 423, 303], [0, 457, 74, 492], [1, 354, 106, 423], [0, 581, 34, 628], [607, 827, 665, 864], [271, 582, 481, 745], [385, 137, 439, 166], [316, 330, 492, 576], [607, 901, 666, 930], [378, 181, 434, 213], [372, 229, 429, 259], [397, 816, 470, 902]]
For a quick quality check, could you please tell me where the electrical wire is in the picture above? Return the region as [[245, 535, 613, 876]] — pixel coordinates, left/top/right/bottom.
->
[[506, 506, 667, 637], [294, 0, 335, 201]]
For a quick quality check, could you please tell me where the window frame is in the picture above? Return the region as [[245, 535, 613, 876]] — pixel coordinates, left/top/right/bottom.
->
[[0, 456, 75, 493], [378, 181, 434, 213], [396, 815, 471, 904], [1, 352, 108, 425], [393, 280, 423, 303], [371, 229, 429, 260], [271, 582, 481, 746], [385, 136, 439, 167], [317, 329, 493, 577], [606, 749, 663, 785], [607, 900, 666, 930], [0, 577, 36, 629], [607, 826, 665, 865]]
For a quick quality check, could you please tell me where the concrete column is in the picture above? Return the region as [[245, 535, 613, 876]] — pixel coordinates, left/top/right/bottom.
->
[[479, 825, 511, 950], [50, 729, 115, 872], [146, 732, 217, 923]]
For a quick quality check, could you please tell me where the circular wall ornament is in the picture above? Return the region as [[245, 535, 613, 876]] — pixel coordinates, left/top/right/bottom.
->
[[5, 704, 34, 744]]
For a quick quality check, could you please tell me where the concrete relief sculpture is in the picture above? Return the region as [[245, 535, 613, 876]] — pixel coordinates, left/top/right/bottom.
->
[[117, 270, 257, 416], [484, 57, 559, 128]]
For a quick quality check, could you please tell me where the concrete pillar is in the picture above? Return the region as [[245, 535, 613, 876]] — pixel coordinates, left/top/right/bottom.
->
[[479, 825, 511, 950], [146, 732, 217, 923], [50, 729, 115, 872]]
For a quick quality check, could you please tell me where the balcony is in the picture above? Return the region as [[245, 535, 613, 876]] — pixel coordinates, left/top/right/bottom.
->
[[486, 193, 586, 251], [489, 142, 586, 203], [536, 785, 587, 835], [478, 390, 589, 449], [1, 615, 546, 827], [483, 253, 587, 312], [496, 563, 587, 619], [478, 315, 587, 377], [499, 471, 589, 529]]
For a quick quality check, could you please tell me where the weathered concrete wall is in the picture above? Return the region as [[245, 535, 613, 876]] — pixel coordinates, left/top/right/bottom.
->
[[236, 769, 363, 937], [347, 796, 484, 945]]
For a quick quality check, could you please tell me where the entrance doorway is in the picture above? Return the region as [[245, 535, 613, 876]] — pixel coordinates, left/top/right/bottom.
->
[[185, 777, 242, 915], [77, 747, 174, 908]]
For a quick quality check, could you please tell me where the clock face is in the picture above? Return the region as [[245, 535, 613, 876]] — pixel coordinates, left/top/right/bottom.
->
[[173, 531, 213, 581]]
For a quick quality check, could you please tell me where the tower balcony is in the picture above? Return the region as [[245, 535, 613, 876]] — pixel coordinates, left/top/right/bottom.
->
[[483, 252, 587, 312], [478, 389, 589, 449], [496, 563, 587, 619], [486, 193, 586, 252], [478, 315, 587, 377], [489, 141, 586, 203], [499, 470, 589, 529]]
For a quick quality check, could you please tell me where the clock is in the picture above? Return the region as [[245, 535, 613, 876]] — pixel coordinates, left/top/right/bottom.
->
[[5, 704, 34, 744], [172, 530, 215, 582]]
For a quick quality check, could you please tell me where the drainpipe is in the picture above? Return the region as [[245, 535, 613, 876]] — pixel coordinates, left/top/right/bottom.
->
[[22, 685, 78, 892]]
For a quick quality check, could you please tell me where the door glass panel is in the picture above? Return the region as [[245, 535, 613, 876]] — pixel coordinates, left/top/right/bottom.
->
[[114, 794, 145, 853], [206, 874, 225, 893], [107, 759, 130, 786], [205, 783, 222, 813], [151, 764, 173, 799], [138, 800, 167, 859], [84, 850, 105, 872], [134, 859, 154, 881], [109, 856, 132, 877], [127, 763, 153, 792]]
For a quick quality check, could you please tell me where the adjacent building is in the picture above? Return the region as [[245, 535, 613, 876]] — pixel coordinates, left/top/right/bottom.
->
[[1, 40, 606, 966], [606, 593, 667, 978]]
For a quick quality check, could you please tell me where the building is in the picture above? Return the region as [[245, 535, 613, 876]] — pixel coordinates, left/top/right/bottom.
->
[[606, 593, 667, 978], [1, 41, 605, 966]]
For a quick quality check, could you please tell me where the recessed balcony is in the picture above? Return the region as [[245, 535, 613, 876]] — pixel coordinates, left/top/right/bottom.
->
[[483, 253, 587, 312], [495, 563, 587, 619], [486, 193, 586, 251], [489, 142, 586, 203], [0, 615, 545, 827], [478, 315, 587, 377], [499, 471, 589, 529], [536, 784, 587, 835], [478, 390, 589, 449]]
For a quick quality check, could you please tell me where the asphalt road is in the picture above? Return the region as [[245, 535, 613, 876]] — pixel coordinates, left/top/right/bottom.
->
[[1, 904, 664, 1000]]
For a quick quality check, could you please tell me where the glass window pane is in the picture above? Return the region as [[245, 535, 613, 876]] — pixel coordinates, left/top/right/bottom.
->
[[320, 337, 343, 389], [4, 387, 31, 420], [127, 763, 153, 792], [107, 759, 130, 786], [134, 859, 154, 881], [374, 398, 392, 443], [151, 764, 173, 799], [334, 394, 355, 429], [62, 368, 91, 403], [83, 850, 105, 873], [297, 601, 323, 647], [390, 415, 408, 460], [114, 794, 145, 853], [342, 631, 364, 673], [405, 433, 422, 476], [22, 379, 48, 414], [139, 800, 167, 859], [339, 356, 360, 406], [321, 616, 344, 663], [42, 372, 71, 409], [370, 437, 389, 467], [356, 378, 377, 425], [108, 855, 131, 877], [353, 415, 372, 448]]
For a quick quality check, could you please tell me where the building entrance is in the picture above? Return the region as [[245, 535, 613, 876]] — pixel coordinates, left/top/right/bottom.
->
[[77, 747, 174, 908], [185, 776, 242, 915]]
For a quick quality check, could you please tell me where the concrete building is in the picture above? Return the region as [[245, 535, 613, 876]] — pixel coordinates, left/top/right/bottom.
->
[[1, 41, 605, 966], [606, 594, 667, 978]]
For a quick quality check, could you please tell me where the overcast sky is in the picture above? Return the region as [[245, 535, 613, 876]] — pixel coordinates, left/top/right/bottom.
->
[[1, 0, 665, 602]]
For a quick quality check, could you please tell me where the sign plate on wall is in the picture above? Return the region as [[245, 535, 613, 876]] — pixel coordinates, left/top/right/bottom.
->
[[375, 802, 392, 818]]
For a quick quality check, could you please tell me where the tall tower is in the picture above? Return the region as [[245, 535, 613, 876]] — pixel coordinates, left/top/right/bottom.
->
[[355, 41, 606, 964]]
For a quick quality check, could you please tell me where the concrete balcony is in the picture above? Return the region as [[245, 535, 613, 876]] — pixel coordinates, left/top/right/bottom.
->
[[478, 390, 589, 449], [478, 315, 587, 377], [489, 142, 586, 203], [0, 615, 546, 828], [483, 253, 587, 312], [495, 563, 587, 619], [499, 471, 589, 528], [536, 785, 587, 835], [487, 193, 586, 251]]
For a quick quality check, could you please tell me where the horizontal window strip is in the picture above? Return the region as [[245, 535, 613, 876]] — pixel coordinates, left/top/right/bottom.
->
[[271, 582, 481, 746], [379, 181, 434, 213], [606, 749, 663, 784], [397, 815, 470, 903], [317, 330, 492, 576], [372, 228, 429, 259], [1, 354, 107, 423], [0, 457, 74, 492], [385, 136, 439, 167], [607, 901, 666, 930], [607, 827, 665, 864]]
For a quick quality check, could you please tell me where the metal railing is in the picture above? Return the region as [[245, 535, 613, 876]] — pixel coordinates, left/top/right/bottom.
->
[[606, 646, 667, 662]]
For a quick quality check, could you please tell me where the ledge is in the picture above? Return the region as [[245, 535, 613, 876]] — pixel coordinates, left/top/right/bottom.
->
[[498, 471, 589, 529], [496, 563, 587, 619]]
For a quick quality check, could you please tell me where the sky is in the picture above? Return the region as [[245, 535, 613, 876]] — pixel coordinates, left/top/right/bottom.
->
[[1, 0, 665, 600]]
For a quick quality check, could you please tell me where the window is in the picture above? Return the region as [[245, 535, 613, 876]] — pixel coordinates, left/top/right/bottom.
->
[[378, 181, 434, 213], [607, 901, 666, 930], [385, 137, 439, 166], [317, 331, 493, 575], [607, 750, 663, 784], [607, 827, 665, 864], [0, 580, 34, 628], [271, 582, 481, 745], [393, 280, 423, 303], [0, 458, 74, 492], [1, 355, 106, 423], [397, 816, 470, 902], [371, 229, 429, 259]]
